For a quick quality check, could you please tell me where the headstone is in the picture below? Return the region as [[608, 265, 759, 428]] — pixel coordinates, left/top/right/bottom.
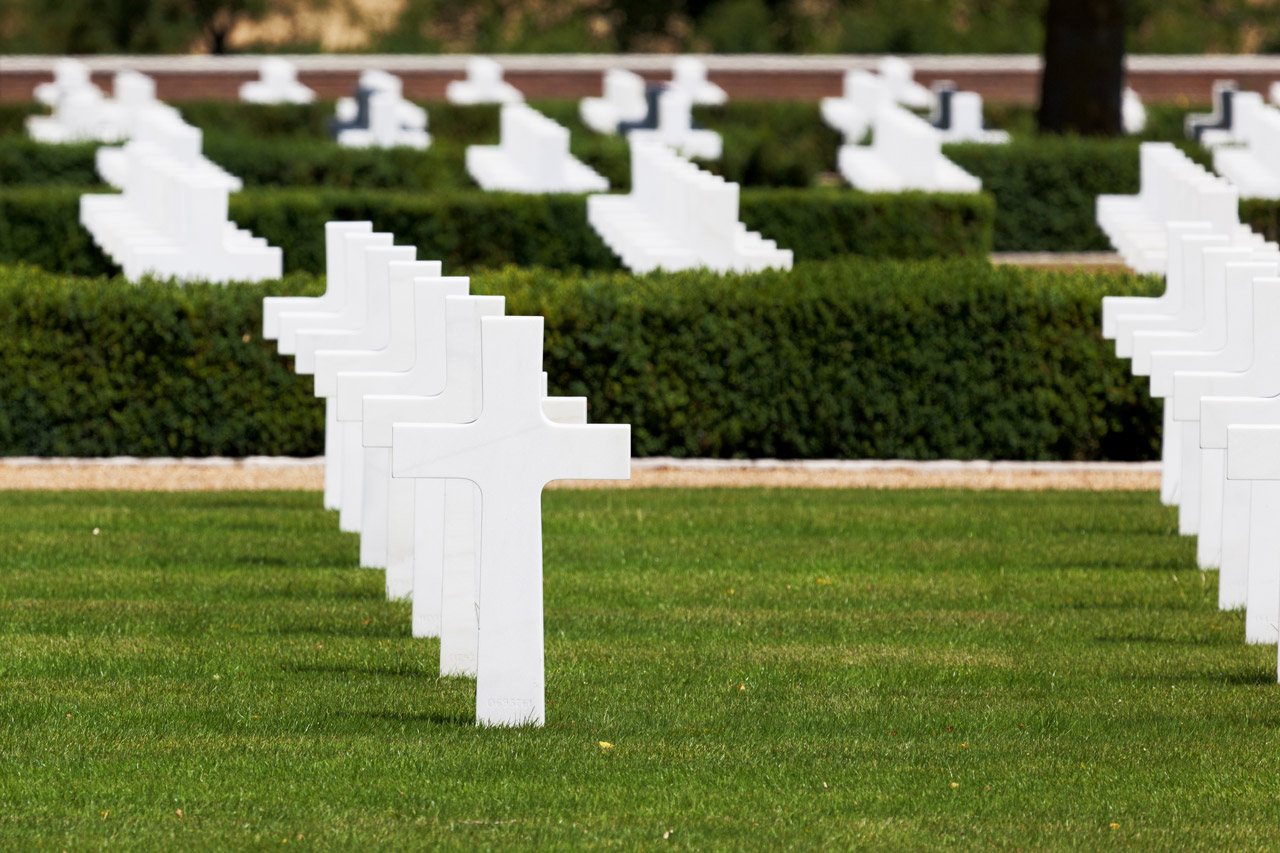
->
[[331, 71, 429, 150], [588, 139, 792, 274], [27, 69, 165, 145], [626, 88, 722, 160], [1201, 391, 1280, 606], [1123, 87, 1147, 135], [821, 70, 892, 143], [1170, 270, 1280, 595], [838, 106, 982, 192], [466, 103, 608, 193], [1097, 143, 1253, 274], [1211, 95, 1280, 200], [95, 106, 238, 192], [580, 69, 649, 134], [335, 273, 472, 595], [365, 294, 504, 637], [877, 56, 933, 109], [929, 81, 1009, 144], [668, 57, 727, 106], [392, 316, 630, 726], [79, 136, 280, 283], [1225, 419, 1280, 659], [445, 57, 524, 105], [298, 242, 418, 533], [278, 231, 394, 510], [263, 221, 372, 343], [33, 58, 96, 106], [1186, 80, 1237, 143], [240, 58, 316, 104]]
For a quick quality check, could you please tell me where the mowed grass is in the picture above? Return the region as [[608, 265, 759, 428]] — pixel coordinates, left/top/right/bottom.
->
[[0, 488, 1277, 851]]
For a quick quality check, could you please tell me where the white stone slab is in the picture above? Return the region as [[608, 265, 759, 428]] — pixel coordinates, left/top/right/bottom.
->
[[466, 103, 608, 193], [280, 231, 393, 508], [446, 57, 524, 105], [821, 70, 892, 142], [33, 58, 94, 106], [240, 58, 315, 104], [668, 57, 727, 106], [264, 221, 372, 342], [838, 106, 981, 193], [392, 316, 630, 727], [80, 140, 279, 283], [1225, 424, 1280, 651], [931, 87, 1008, 144], [626, 88, 722, 160], [365, 294, 504, 640], [588, 140, 790, 274], [878, 56, 933, 109], [1097, 143, 1254, 274], [1211, 95, 1280, 200], [581, 69, 649, 134]]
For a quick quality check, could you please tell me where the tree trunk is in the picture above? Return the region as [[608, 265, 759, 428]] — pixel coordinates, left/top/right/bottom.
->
[[1038, 0, 1126, 136]]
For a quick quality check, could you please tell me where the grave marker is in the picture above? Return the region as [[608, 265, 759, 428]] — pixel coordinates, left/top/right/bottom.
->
[[392, 316, 630, 726]]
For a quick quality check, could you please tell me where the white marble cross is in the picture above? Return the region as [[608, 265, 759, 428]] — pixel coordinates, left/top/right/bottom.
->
[[333, 270, 469, 582], [392, 316, 630, 727], [300, 243, 417, 532], [365, 294, 504, 627], [263, 221, 370, 343], [278, 230, 393, 510]]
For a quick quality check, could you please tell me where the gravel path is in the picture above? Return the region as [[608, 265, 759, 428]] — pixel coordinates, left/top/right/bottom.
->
[[0, 458, 1159, 491]]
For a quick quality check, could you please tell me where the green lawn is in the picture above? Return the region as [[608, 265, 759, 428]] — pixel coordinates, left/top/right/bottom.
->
[[1, 488, 1276, 851]]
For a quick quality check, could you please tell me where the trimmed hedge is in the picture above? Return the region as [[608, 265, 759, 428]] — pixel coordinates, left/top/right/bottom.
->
[[0, 186, 995, 276], [946, 138, 1139, 252], [0, 264, 322, 457], [0, 259, 1159, 461]]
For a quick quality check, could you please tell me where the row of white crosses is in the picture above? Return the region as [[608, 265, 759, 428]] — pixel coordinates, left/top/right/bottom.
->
[[263, 222, 630, 726], [27, 62, 168, 144], [81, 108, 280, 282], [587, 139, 792, 274], [580, 60, 725, 160], [240, 58, 316, 105], [466, 103, 609, 193], [1209, 94, 1280, 201], [820, 57, 933, 143], [333, 70, 430, 150], [838, 105, 982, 193], [1097, 142, 1280, 677], [1097, 143, 1251, 275]]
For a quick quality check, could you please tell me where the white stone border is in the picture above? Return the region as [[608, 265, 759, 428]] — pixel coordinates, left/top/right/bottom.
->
[[0, 456, 1161, 472]]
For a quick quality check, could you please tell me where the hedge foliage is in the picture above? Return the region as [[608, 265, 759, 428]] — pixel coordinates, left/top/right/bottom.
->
[[0, 264, 322, 456], [0, 259, 1160, 461], [0, 186, 995, 276]]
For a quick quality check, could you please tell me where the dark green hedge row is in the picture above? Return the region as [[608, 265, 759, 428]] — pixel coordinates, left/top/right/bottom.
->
[[0, 264, 322, 456], [0, 186, 994, 277], [0, 258, 1159, 460]]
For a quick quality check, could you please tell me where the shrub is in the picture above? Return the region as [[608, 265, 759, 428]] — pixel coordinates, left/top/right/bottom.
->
[[0, 259, 1160, 461], [0, 186, 996, 276]]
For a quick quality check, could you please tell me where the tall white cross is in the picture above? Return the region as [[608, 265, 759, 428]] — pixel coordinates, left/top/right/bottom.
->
[[365, 294, 504, 636], [392, 316, 630, 727], [277, 230, 392, 510], [334, 273, 470, 590]]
